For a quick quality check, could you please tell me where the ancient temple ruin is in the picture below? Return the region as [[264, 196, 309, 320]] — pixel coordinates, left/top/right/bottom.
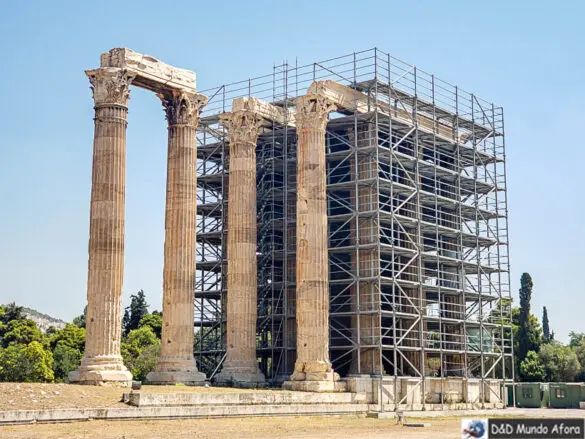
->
[[70, 48, 207, 385], [73, 47, 513, 407]]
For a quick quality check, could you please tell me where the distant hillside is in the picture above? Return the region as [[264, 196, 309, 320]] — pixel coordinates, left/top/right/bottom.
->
[[22, 307, 67, 332]]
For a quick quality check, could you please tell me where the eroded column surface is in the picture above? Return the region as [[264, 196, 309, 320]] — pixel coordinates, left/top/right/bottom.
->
[[147, 91, 208, 385], [215, 110, 265, 386], [69, 68, 134, 385], [283, 94, 339, 392]]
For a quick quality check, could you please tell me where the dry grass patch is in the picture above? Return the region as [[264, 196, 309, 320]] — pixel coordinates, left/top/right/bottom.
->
[[0, 416, 458, 439], [0, 383, 288, 411]]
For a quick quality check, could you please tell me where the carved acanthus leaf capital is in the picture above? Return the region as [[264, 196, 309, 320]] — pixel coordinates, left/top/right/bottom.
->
[[159, 91, 208, 126], [219, 110, 265, 146], [86, 68, 135, 106], [294, 94, 337, 131]]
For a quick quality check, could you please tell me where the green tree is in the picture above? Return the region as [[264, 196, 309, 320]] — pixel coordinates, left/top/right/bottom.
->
[[0, 341, 54, 382], [49, 324, 85, 352], [511, 309, 542, 351], [126, 325, 158, 347], [2, 302, 25, 323], [121, 326, 160, 380], [539, 341, 581, 382], [542, 306, 551, 343], [574, 339, 585, 381], [130, 343, 160, 381], [0, 307, 5, 336], [519, 350, 546, 382], [575, 340, 585, 367], [518, 273, 535, 362], [52, 342, 82, 382], [123, 290, 149, 335], [509, 307, 542, 381], [139, 312, 162, 338], [1, 318, 45, 348], [72, 306, 87, 329], [569, 332, 585, 348]]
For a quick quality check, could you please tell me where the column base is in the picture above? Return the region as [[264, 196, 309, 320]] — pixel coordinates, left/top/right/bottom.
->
[[214, 364, 266, 388], [283, 370, 346, 393], [282, 379, 347, 393], [68, 355, 132, 386], [146, 358, 206, 385]]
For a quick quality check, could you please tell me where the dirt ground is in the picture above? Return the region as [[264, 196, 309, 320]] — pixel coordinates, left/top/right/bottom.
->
[[0, 416, 459, 439], [0, 383, 268, 411], [2, 383, 584, 439]]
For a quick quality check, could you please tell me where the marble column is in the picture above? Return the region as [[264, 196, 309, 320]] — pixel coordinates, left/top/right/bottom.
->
[[147, 90, 208, 385], [69, 68, 134, 385], [283, 94, 339, 392], [215, 110, 265, 386]]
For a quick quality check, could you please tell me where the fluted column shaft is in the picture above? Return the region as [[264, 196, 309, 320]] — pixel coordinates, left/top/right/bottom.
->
[[147, 91, 208, 385], [295, 128, 330, 369], [70, 68, 134, 385], [161, 123, 198, 360], [285, 94, 338, 391], [85, 104, 127, 358], [215, 110, 265, 385]]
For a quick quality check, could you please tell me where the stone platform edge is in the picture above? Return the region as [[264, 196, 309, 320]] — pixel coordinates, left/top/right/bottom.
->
[[124, 390, 365, 407], [0, 403, 373, 426], [0, 403, 520, 426]]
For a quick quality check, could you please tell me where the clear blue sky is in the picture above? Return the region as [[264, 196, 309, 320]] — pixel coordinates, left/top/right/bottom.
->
[[0, 0, 583, 342]]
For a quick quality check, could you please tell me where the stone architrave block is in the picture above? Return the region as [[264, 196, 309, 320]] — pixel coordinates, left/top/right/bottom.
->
[[100, 48, 196, 94], [232, 97, 295, 126], [308, 80, 465, 143]]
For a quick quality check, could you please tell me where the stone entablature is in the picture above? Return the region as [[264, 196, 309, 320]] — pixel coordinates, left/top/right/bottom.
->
[[100, 48, 196, 94], [232, 96, 294, 126], [308, 79, 467, 143]]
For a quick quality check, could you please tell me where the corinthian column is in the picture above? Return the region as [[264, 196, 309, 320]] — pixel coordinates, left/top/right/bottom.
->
[[147, 90, 208, 385], [283, 94, 338, 392], [69, 68, 134, 385], [214, 110, 266, 386]]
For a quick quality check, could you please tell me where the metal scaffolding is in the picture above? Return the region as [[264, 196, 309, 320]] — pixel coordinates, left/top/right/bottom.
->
[[194, 48, 513, 399]]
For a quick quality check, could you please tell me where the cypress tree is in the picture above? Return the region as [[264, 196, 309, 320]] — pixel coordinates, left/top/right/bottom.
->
[[518, 273, 534, 362], [542, 306, 551, 343], [123, 290, 149, 335]]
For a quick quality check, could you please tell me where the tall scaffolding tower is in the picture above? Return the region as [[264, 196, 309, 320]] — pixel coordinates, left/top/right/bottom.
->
[[194, 48, 513, 399]]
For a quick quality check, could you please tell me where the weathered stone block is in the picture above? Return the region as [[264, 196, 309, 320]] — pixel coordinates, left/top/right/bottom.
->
[[344, 376, 398, 404], [99, 48, 196, 93], [425, 378, 464, 404], [145, 369, 206, 386], [465, 379, 482, 404], [283, 379, 347, 393], [400, 378, 422, 405], [231, 97, 294, 125], [484, 379, 502, 403]]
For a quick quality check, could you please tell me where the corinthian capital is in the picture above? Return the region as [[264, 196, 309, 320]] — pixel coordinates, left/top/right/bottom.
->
[[219, 110, 265, 146], [294, 94, 337, 132], [86, 68, 135, 106], [159, 91, 208, 126]]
